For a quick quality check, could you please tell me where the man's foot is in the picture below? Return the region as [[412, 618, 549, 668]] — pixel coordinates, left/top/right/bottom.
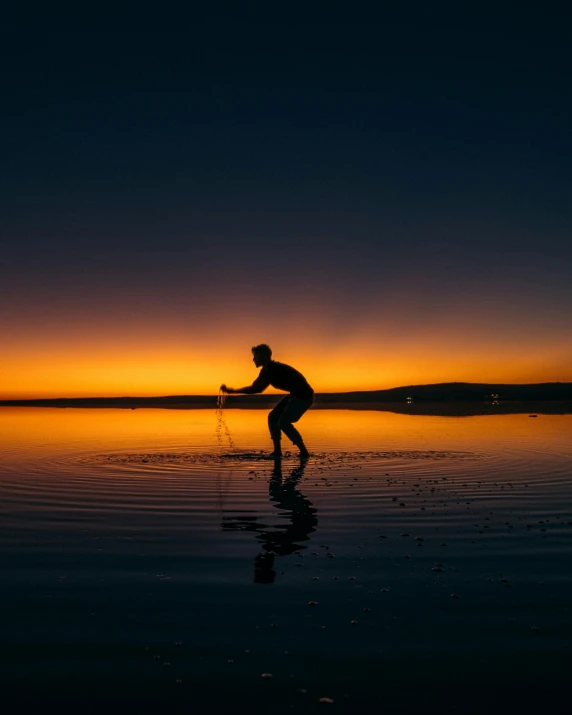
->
[[298, 447, 310, 460]]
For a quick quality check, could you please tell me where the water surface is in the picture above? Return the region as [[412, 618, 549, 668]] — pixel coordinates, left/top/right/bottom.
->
[[1, 408, 571, 713]]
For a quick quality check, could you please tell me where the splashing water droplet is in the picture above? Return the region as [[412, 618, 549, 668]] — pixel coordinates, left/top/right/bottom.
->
[[216, 390, 235, 448]]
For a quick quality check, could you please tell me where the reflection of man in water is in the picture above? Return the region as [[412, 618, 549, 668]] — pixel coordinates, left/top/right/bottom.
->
[[220, 344, 314, 459], [222, 458, 318, 583]]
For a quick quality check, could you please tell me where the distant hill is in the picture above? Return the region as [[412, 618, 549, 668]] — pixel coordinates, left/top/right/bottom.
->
[[1, 382, 572, 408], [316, 381, 572, 402]]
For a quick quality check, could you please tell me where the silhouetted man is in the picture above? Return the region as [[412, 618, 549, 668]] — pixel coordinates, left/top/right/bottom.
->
[[221, 344, 314, 458]]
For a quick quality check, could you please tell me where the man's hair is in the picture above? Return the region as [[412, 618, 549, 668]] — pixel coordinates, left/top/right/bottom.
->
[[252, 344, 272, 359]]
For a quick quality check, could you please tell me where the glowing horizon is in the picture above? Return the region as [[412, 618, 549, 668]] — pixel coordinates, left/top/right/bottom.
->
[[2, 331, 571, 399]]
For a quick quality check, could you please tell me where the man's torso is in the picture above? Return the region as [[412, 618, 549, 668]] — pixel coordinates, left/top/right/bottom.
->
[[260, 361, 314, 400]]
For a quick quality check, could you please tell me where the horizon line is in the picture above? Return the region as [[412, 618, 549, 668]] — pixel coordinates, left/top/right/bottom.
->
[[2, 380, 572, 403]]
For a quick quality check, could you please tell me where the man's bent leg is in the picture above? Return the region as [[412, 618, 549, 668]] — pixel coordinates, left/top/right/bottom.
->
[[277, 397, 313, 457], [268, 397, 290, 456]]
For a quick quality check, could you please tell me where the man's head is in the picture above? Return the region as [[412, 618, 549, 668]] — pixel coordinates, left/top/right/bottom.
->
[[252, 344, 272, 368]]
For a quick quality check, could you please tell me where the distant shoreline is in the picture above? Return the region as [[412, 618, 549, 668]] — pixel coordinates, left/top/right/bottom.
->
[[2, 392, 572, 416], [3, 381, 572, 410]]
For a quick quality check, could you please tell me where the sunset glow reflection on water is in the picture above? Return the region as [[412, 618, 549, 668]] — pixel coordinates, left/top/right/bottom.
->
[[1, 407, 571, 712]]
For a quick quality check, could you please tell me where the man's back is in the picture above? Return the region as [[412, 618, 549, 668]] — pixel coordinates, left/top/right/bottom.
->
[[257, 360, 314, 399]]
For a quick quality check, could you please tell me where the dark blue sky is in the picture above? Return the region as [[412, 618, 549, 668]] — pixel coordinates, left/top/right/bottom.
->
[[2, 9, 571, 395]]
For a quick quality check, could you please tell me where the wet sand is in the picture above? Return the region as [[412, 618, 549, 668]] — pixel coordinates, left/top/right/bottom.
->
[[1, 408, 571, 713]]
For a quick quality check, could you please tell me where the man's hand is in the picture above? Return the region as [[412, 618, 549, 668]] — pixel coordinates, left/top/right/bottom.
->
[[220, 384, 234, 394]]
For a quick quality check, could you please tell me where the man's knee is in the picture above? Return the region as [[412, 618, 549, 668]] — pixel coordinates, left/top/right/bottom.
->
[[277, 415, 292, 431]]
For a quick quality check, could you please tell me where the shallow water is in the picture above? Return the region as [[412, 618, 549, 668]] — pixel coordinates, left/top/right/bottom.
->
[[1, 407, 571, 713]]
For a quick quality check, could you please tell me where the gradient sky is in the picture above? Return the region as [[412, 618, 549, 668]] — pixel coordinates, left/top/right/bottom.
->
[[2, 9, 571, 397]]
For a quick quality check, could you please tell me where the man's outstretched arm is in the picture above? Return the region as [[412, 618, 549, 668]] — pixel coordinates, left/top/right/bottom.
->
[[221, 374, 270, 394]]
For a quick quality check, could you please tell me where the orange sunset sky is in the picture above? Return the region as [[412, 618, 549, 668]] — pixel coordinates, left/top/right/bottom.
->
[[3, 295, 571, 398]]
